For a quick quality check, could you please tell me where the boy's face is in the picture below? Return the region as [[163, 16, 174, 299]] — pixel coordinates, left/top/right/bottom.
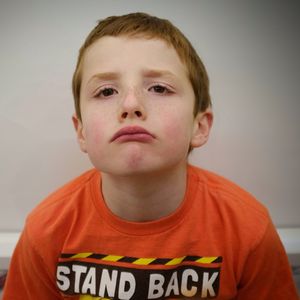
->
[[73, 36, 212, 176]]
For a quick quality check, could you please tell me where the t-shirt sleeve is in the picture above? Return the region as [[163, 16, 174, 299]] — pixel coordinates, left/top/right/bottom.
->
[[236, 219, 299, 299], [2, 226, 62, 300]]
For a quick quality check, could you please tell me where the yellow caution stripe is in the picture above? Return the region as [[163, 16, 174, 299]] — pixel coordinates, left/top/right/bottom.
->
[[61, 253, 222, 265], [71, 252, 93, 259]]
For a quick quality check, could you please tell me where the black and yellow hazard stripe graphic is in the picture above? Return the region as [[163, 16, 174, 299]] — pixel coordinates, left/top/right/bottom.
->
[[60, 253, 222, 265]]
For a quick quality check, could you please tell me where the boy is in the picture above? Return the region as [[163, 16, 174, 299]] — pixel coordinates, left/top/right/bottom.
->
[[3, 12, 298, 299]]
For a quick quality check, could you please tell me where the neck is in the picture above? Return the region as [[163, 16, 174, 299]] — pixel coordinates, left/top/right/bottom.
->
[[101, 163, 188, 222]]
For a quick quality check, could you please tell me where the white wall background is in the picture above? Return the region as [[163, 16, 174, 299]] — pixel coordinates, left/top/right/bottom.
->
[[0, 0, 299, 231]]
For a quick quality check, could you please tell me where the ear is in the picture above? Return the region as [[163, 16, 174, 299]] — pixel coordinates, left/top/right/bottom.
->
[[190, 108, 213, 149], [72, 114, 88, 153]]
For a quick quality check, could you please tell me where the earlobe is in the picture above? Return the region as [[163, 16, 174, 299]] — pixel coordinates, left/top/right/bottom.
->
[[72, 114, 87, 153], [190, 108, 213, 148]]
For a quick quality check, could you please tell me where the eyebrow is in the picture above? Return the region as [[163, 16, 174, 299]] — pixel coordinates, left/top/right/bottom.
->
[[87, 72, 121, 85], [87, 69, 178, 86], [141, 69, 178, 79]]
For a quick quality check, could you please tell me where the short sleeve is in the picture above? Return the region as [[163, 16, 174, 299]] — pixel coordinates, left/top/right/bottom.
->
[[236, 219, 299, 299], [2, 226, 62, 300]]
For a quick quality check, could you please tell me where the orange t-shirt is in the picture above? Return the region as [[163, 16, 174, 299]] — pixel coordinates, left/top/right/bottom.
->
[[3, 165, 298, 299]]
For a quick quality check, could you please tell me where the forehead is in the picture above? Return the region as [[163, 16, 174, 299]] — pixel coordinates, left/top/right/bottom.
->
[[81, 36, 189, 84]]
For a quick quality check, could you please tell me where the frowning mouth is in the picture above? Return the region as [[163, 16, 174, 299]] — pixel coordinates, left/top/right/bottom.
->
[[110, 126, 155, 143]]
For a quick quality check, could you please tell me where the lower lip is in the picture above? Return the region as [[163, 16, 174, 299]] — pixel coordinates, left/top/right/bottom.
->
[[114, 133, 154, 143]]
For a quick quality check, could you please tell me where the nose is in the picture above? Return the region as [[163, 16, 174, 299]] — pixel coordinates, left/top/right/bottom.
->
[[118, 89, 146, 121]]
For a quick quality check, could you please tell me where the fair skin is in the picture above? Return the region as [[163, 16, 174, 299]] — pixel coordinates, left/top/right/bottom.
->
[[73, 36, 213, 222]]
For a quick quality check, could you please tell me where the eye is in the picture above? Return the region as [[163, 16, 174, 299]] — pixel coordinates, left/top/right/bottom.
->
[[149, 84, 173, 95], [95, 87, 118, 98]]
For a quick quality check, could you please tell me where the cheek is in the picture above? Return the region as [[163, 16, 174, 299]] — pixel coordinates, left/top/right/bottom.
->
[[164, 121, 182, 139], [162, 114, 193, 147], [84, 116, 106, 147]]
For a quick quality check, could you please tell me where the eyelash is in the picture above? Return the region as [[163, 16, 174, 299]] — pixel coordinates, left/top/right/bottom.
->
[[149, 84, 173, 95], [95, 87, 117, 98], [94, 84, 173, 99]]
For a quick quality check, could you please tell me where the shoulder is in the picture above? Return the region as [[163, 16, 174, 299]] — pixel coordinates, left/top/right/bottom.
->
[[189, 164, 271, 249], [29, 169, 98, 219], [189, 164, 268, 216], [25, 169, 99, 249]]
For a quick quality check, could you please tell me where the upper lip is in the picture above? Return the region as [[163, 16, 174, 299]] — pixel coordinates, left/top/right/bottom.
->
[[110, 126, 155, 142]]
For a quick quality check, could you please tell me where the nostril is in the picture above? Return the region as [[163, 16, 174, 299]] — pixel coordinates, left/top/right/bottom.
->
[[120, 110, 143, 119]]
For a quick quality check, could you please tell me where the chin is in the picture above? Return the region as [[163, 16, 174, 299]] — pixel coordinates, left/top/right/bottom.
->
[[99, 157, 187, 178], [89, 147, 188, 177], [108, 164, 160, 177]]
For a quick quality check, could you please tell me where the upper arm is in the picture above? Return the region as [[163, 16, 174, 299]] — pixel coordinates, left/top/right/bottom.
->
[[2, 227, 62, 300], [236, 220, 298, 299]]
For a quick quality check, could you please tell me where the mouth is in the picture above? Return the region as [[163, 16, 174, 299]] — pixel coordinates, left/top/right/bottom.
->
[[110, 126, 155, 143]]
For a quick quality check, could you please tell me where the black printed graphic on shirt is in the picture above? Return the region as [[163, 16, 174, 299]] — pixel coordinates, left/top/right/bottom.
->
[[56, 253, 222, 299]]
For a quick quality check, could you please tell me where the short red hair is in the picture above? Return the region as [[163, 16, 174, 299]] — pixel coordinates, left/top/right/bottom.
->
[[72, 12, 211, 120]]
